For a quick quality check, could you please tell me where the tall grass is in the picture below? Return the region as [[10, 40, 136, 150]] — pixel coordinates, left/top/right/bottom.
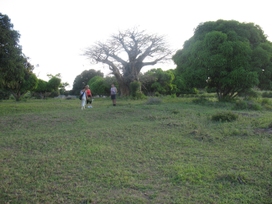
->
[[0, 97, 271, 203]]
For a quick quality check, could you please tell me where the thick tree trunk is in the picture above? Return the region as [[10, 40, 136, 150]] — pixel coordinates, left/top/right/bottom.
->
[[113, 72, 131, 96], [119, 84, 130, 96], [12, 92, 21, 101], [115, 78, 129, 96]]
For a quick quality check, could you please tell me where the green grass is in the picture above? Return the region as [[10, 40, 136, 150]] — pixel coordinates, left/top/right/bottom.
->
[[0, 97, 272, 203]]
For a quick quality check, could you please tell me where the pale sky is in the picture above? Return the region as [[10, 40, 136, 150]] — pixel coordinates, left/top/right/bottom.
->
[[1, 0, 272, 89]]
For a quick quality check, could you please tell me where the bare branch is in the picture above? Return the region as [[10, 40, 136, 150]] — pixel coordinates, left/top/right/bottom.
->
[[83, 28, 172, 96]]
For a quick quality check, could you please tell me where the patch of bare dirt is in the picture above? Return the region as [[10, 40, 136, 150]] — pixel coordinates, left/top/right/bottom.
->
[[254, 128, 272, 134]]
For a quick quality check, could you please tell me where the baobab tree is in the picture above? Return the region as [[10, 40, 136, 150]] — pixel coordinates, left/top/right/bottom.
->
[[84, 28, 172, 96]]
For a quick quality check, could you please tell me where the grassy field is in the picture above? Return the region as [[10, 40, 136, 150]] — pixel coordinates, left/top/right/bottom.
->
[[0, 96, 272, 203]]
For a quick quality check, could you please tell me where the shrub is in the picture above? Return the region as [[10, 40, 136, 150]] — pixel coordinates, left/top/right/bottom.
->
[[130, 81, 141, 97], [261, 98, 271, 105], [192, 87, 199, 94], [135, 90, 146, 100], [154, 91, 160, 97], [192, 96, 209, 104], [171, 94, 176, 98], [233, 100, 248, 110], [233, 100, 262, 110], [211, 111, 238, 122], [247, 101, 262, 110]]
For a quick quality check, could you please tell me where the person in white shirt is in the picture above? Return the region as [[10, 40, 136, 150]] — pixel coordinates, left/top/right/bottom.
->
[[80, 87, 87, 110]]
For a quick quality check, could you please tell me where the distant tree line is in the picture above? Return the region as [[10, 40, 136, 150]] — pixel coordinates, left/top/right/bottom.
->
[[1, 12, 272, 101]]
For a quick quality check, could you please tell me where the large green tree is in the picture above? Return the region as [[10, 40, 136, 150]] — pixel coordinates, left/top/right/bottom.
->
[[84, 28, 172, 96], [173, 20, 272, 100], [0, 13, 21, 85], [0, 13, 38, 101]]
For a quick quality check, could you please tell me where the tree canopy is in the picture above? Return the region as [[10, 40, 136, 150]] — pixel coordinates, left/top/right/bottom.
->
[[32, 74, 62, 98], [0, 13, 38, 101], [140, 68, 176, 96], [71, 69, 103, 95], [173, 20, 272, 100], [1, 13, 21, 88], [84, 28, 172, 96]]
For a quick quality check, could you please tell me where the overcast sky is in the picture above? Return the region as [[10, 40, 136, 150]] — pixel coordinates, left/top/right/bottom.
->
[[1, 0, 272, 89]]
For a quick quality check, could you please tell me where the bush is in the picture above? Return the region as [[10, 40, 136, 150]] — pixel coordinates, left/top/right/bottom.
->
[[192, 87, 199, 94], [233, 100, 262, 110], [233, 100, 248, 110], [154, 91, 160, 97], [261, 98, 271, 105], [170, 94, 177, 98], [135, 90, 146, 100], [211, 111, 238, 122], [247, 101, 262, 110], [130, 81, 141, 97], [192, 96, 209, 104]]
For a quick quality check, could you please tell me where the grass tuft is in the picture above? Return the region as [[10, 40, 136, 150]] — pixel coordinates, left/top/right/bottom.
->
[[211, 111, 238, 122]]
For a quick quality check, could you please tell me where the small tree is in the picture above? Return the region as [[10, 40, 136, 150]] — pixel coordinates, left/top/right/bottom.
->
[[33, 79, 48, 98], [32, 74, 63, 98]]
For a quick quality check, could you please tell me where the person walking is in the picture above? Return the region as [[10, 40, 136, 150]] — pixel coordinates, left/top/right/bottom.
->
[[85, 85, 93, 108], [80, 87, 87, 110], [110, 84, 117, 106]]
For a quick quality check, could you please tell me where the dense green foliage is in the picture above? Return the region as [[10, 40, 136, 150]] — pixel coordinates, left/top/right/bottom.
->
[[173, 20, 272, 100], [71, 69, 103, 95], [82, 75, 118, 96], [32, 75, 62, 98], [211, 111, 239, 122], [0, 13, 38, 101], [0, 97, 271, 203], [0, 13, 21, 86], [87, 76, 107, 96], [140, 68, 177, 96]]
